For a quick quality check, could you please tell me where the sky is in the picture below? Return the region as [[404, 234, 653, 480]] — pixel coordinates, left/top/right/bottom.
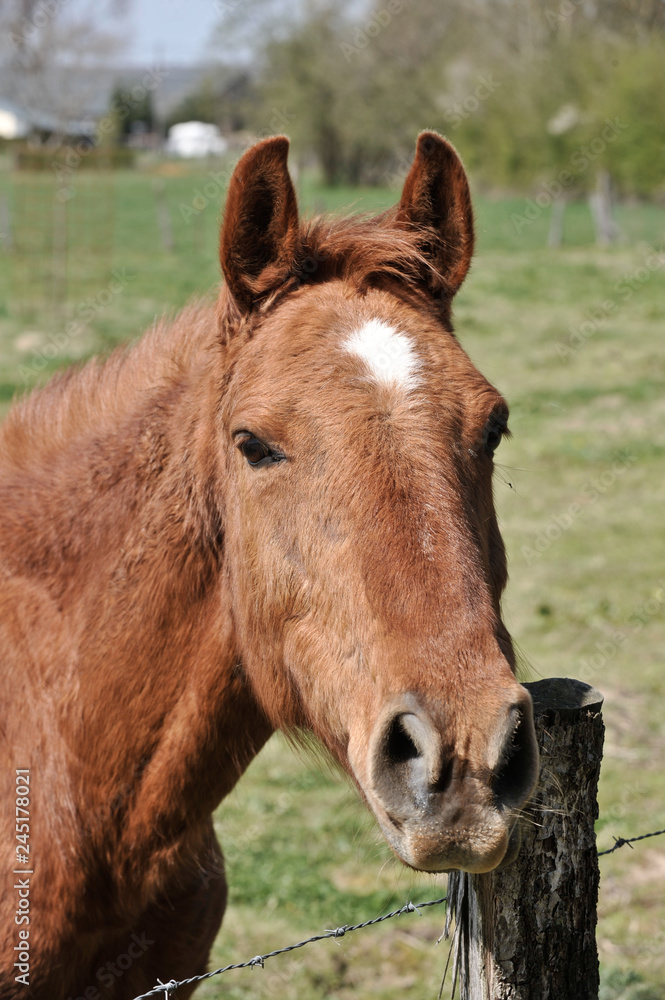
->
[[122, 0, 222, 65]]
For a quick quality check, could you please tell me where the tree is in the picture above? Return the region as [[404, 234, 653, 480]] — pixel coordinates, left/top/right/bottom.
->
[[111, 85, 154, 139], [203, 0, 665, 203], [439, 2, 665, 232], [0, 0, 128, 135], [165, 73, 255, 133], [214, 0, 456, 185]]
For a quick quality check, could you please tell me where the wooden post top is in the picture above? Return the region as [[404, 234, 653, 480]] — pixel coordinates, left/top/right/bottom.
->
[[524, 676, 604, 721]]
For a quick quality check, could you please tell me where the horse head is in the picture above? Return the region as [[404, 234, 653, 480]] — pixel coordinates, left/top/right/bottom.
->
[[216, 132, 538, 873]]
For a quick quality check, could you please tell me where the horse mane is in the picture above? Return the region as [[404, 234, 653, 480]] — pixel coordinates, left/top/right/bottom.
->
[[0, 302, 217, 470]]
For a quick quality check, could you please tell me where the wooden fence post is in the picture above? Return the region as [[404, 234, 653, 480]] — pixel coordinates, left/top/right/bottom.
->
[[445, 677, 604, 1000], [153, 179, 174, 253]]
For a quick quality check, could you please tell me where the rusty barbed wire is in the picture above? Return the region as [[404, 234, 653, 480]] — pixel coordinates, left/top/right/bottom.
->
[[129, 823, 665, 1000]]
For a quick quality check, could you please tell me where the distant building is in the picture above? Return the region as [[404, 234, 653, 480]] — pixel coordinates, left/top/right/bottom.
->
[[0, 100, 29, 140], [0, 97, 97, 143], [165, 121, 227, 158]]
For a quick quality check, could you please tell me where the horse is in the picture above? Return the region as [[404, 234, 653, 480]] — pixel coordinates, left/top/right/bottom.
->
[[0, 131, 538, 999]]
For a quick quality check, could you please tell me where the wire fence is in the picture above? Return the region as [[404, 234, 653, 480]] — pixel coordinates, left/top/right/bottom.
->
[[129, 824, 665, 1000], [131, 897, 447, 999], [597, 825, 665, 856]]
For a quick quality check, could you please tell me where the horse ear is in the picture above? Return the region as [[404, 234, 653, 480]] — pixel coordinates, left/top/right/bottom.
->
[[396, 131, 474, 297], [220, 136, 299, 312]]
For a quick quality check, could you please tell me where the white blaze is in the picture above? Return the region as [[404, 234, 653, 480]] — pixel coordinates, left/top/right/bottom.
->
[[344, 319, 422, 392]]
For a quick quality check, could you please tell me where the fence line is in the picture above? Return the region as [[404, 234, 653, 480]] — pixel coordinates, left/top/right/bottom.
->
[[128, 824, 665, 1000], [131, 897, 448, 999], [597, 825, 665, 856]]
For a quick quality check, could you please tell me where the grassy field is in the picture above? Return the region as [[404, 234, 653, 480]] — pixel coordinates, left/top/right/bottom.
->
[[0, 157, 663, 998]]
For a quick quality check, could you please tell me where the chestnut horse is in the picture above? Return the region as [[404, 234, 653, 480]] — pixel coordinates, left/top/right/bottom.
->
[[0, 132, 538, 999]]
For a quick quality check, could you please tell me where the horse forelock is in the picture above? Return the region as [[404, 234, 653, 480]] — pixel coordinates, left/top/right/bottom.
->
[[217, 209, 457, 342]]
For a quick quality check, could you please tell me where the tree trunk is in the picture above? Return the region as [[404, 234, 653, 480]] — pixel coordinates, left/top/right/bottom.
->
[[444, 677, 604, 1000], [547, 196, 566, 248], [589, 170, 618, 245]]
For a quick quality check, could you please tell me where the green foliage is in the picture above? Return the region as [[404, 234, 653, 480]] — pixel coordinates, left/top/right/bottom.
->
[[110, 84, 155, 138], [202, 0, 665, 197], [253, 3, 445, 185], [455, 31, 665, 199], [599, 40, 665, 197], [600, 967, 664, 1000], [165, 73, 255, 133]]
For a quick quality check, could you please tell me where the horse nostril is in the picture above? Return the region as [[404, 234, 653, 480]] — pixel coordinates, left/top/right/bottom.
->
[[492, 706, 539, 812], [372, 710, 438, 818], [374, 709, 455, 816], [385, 715, 421, 765]]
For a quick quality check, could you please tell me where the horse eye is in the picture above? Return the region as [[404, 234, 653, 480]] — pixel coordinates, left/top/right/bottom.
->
[[483, 419, 506, 459], [239, 437, 272, 467]]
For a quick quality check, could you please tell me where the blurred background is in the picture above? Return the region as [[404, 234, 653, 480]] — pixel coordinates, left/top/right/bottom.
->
[[1, 1, 664, 997]]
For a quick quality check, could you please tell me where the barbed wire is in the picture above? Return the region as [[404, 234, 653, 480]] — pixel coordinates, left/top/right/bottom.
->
[[597, 826, 665, 856], [130, 823, 665, 1000], [131, 896, 447, 999]]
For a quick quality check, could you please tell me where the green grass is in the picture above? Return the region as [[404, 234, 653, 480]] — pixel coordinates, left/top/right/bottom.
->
[[0, 159, 664, 998]]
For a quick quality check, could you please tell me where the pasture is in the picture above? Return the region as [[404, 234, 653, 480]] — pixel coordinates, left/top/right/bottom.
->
[[0, 159, 663, 998]]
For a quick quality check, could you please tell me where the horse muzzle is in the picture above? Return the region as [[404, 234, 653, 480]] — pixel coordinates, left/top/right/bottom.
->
[[354, 687, 539, 873]]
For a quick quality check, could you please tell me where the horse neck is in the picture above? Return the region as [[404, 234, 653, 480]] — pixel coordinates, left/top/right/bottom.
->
[[3, 317, 273, 875]]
